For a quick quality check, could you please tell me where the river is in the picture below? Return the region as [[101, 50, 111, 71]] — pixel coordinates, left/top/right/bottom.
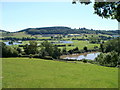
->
[[61, 52, 100, 60]]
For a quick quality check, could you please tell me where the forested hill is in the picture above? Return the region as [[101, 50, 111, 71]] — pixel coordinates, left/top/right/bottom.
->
[[0, 30, 9, 33], [17, 26, 119, 35], [18, 26, 72, 34], [1, 26, 119, 35]]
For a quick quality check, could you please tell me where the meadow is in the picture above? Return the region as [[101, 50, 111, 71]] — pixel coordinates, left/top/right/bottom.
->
[[58, 40, 100, 50], [3, 33, 111, 52], [2, 58, 118, 88]]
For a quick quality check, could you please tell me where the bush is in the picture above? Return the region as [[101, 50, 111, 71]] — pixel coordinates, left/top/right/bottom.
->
[[87, 60, 95, 64], [83, 46, 88, 52], [18, 53, 22, 57], [29, 54, 33, 58], [82, 59, 87, 63], [33, 54, 40, 58]]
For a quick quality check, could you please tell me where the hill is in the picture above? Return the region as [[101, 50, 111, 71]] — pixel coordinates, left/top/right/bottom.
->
[[17, 26, 119, 35], [0, 29, 9, 33], [0, 30, 10, 38], [1, 26, 119, 37], [18, 26, 73, 35]]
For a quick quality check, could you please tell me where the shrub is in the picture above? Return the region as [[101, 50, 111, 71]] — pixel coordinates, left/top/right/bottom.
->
[[33, 54, 40, 58], [82, 59, 87, 63], [87, 60, 95, 64], [83, 46, 88, 52], [29, 54, 33, 58], [18, 53, 22, 57]]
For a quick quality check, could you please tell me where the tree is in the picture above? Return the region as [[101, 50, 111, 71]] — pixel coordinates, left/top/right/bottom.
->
[[40, 41, 61, 59], [83, 46, 88, 52], [17, 47, 22, 53], [8, 41, 13, 45], [2, 42, 18, 57], [72, 0, 120, 29], [100, 43, 104, 52], [52, 47, 61, 59], [39, 47, 48, 58], [68, 49, 74, 54], [23, 44, 29, 55], [23, 41, 38, 55], [41, 41, 53, 56], [62, 47, 67, 55], [51, 36, 54, 39], [73, 47, 79, 51], [103, 37, 120, 53], [95, 51, 119, 67]]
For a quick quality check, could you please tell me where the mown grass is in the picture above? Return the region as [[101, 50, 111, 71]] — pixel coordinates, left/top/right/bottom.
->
[[2, 58, 118, 88]]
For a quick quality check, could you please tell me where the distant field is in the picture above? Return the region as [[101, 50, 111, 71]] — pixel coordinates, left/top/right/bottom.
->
[[56, 40, 100, 51], [2, 58, 118, 88], [3, 40, 100, 51]]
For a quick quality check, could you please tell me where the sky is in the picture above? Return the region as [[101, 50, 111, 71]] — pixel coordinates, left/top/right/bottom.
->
[[0, 1, 118, 32]]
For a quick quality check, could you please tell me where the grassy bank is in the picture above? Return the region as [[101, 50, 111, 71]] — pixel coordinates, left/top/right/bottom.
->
[[2, 58, 118, 88]]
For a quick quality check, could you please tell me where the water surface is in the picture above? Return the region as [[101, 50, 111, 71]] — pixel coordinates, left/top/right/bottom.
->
[[52, 41, 73, 44], [4, 41, 22, 45], [62, 52, 100, 60]]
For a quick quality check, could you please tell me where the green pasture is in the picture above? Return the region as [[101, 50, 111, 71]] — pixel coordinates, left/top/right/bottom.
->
[[3, 40, 100, 51], [56, 40, 100, 51], [24, 40, 100, 51], [3, 32, 31, 38], [2, 58, 118, 88]]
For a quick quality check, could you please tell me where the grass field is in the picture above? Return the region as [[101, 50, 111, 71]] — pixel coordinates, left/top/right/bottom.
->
[[3, 40, 100, 52], [56, 40, 100, 51], [2, 58, 118, 88]]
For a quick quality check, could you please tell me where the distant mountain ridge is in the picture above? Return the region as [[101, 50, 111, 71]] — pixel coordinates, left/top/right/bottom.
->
[[18, 26, 71, 32], [17, 26, 119, 35], [0, 29, 9, 32], [0, 26, 119, 35], [17, 26, 72, 35]]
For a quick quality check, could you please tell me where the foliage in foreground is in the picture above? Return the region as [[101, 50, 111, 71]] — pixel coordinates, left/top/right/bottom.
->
[[95, 51, 120, 67], [73, 0, 120, 22], [1, 42, 19, 57], [96, 38, 120, 67], [102, 37, 120, 53]]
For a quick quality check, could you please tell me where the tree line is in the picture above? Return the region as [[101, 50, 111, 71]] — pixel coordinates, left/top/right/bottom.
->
[[19, 27, 119, 35], [1, 40, 99, 58], [96, 37, 120, 67], [2, 38, 120, 67], [1, 41, 61, 59]]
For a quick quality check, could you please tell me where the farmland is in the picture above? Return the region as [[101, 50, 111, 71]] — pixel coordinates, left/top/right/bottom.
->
[[1, 27, 119, 88]]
